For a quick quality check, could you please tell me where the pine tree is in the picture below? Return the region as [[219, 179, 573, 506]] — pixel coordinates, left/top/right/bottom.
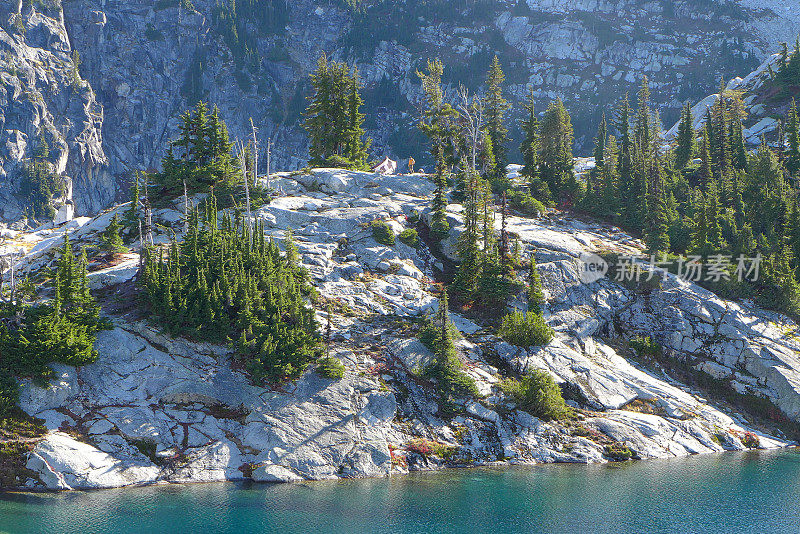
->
[[539, 99, 575, 202], [417, 59, 456, 163], [589, 112, 607, 197], [519, 87, 540, 182], [787, 98, 800, 176], [645, 161, 670, 254], [100, 214, 128, 255], [484, 56, 510, 180], [453, 167, 484, 298], [430, 146, 450, 239], [304, 55, 369, 169], [675, 102, 696, 169]]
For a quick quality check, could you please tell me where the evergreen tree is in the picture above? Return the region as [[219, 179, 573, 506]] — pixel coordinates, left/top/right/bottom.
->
[[430, 147, 451, 239], [675, 102, 697, 169], [483, 56, 510, 180], [453, 167, 484, 298], [787, 98, 800, 176], [154, 101, 239, 195], [527, 252, 545, 313], [417, 59, 456, 163], [539, 99, 575, 202], [519, 87, 540, 183], [614, 94, 634, 204], [144, 193, 320, 382], [304, 55, 369, 169], [645, 161, 670, 254], [124, 172, 141, 229], [425, 289, 478, 414], [589, 112, 607, 197], [100, 214, 128, 255]]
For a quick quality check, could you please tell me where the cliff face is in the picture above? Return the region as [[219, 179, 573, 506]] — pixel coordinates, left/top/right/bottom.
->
[[0, 1, 112, 221], [2, 0, 800, 222]]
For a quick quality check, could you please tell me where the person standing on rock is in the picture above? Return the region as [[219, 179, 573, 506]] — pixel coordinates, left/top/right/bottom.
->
[[408, 157, 415, 174]]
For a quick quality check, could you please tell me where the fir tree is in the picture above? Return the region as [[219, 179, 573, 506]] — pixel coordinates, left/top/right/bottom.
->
[[645, 161, 670, 254], [304, 55, 369, 169], [539, 99, 575, 202], [100, 214, 128, 255], [417, 59, 456, 163], [430, 147, 451, 239], [675, 102, 697, 169], [787, 98, 800, 176], [483, 56, 510, 180], [519, 87, 540, 183]]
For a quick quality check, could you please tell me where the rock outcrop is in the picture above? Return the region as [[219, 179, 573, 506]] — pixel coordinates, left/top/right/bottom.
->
[[7, 169, 796, 491]]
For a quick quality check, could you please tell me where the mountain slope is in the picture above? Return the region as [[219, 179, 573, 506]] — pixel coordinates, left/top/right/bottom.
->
[[3, 1, 800, 222]]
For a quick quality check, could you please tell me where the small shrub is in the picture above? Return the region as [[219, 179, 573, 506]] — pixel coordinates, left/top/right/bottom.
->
[[742, 431, 760, 449], [604, 443, 635, 461], [629, 336, 662, 357], [508, 189, 546, 217], [405, 438, 433, 456], [498, 309, 553, 347], [398, 228, 419, 247], [404, 438, 457, 460], [317, 356, 345, 380], [371, 220, 396, 246], [407, 210, 420, 224], [528, 176, 553, 205], [500, 369, 568, 420]]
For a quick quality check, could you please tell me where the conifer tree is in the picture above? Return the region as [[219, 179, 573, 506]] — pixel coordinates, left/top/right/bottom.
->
[[589, 112, 607, 197], [675, 102, 697, 169], [453, 167, 484, 298], [304, 55, 369, 169], [417, 59, 456, 163], [645, 161, 670, 254], [787, 98, 800, 176], [539, 99, 575, 201], [124, 172, 141, 229], [484, 56, 510, 180], [593, 112, 607, 169], [100, 214, 128, 255], [699, 129, 712, 192], [519, 87, 540, 182], [527, 252, 545, 313], [430, 147, 451, 239], [425, 288, 478, 413], [615, 94, 634, 204]]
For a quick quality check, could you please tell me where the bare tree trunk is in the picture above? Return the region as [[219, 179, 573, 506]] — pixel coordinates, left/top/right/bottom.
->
[[250, 118, 259, 187]]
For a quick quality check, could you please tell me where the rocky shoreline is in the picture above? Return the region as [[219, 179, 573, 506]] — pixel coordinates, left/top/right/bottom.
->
[[0, 169, 796, 491]]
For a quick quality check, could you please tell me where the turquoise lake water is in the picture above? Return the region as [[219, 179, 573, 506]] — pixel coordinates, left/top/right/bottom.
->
[[2, 450, 800, 533]]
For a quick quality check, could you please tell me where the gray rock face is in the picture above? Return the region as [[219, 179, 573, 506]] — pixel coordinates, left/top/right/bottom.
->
[[0, 1, 112, 222], [0, 0, 786, 224], [12, 169, 796, 491]]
